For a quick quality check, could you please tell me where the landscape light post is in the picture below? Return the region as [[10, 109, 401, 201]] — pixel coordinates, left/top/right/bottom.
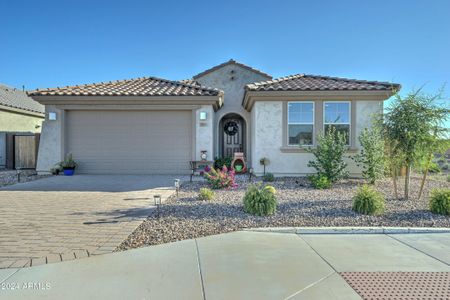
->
[[153, 194, 161, 218], [174, 179, 180, 197]]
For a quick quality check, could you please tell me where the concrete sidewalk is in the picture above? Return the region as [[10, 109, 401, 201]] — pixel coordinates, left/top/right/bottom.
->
[[0, 230, 449, 300]]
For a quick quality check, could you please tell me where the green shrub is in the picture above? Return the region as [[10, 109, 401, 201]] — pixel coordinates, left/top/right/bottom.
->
[[263, 172, 275, 182], [198, 188, 215, 201], [214, 156, 232, 170], [429, 188, 450, 215], [447, 174, 450, 182], [352, 185, 385, 215], [306, 126, 348, 184], [308, 174, 332, 189], [243, 184, 277, 216], [427, 162, 442, 173], [353, 127, 385, 184]]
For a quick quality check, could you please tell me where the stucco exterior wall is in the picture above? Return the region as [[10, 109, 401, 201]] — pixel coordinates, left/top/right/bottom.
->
[[195, 64, 271, 163], [355, 100, 383, 147], [0, 110, 43, 133], [251, 100, 383, 176], [195, 105, 214, 161], [36, 106, 64, 174]]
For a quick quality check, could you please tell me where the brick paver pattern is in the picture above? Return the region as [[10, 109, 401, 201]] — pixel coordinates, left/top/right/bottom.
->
[[340, 272, 450, 300], [0, 176, 174, 268]]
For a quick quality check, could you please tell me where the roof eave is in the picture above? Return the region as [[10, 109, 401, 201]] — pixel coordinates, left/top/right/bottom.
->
[[31, 94, 224, 112], [0, 104, 45, 118], [242, 89, 399, 111]]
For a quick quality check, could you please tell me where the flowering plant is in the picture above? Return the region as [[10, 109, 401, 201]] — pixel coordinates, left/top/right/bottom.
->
[[204, 165, 237, 189]]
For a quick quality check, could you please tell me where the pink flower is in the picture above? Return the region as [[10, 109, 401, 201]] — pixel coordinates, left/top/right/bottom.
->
[[204, 165, 211, 172]]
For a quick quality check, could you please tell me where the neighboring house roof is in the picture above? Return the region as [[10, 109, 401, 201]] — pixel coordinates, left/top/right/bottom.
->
[[179, 79, 202, 86], [28, 77, 223, 97], [0, 84, 45, 114], [192, 59, 272, 80], [246, 74, 401, 92]]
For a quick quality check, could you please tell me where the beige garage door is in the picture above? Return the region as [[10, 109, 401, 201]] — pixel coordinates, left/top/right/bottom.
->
[[66, 110, 192, 174]]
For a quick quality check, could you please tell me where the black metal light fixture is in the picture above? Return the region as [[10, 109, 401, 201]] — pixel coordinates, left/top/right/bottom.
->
[[153, 194, 162, 218], [249, 168, 254, 182], [174, 179, 180, 197]]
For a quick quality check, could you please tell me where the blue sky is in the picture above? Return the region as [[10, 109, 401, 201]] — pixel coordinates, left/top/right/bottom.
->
[[1, 0, 449, 121]]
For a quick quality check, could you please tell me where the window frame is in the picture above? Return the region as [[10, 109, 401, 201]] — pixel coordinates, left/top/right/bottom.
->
[[323, 101, 351, 146], [287, 101, 315, 146]]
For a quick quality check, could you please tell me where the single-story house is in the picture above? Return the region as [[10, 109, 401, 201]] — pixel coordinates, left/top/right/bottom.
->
[[0, 84, 45, 169], [29, 60, 400, 176]]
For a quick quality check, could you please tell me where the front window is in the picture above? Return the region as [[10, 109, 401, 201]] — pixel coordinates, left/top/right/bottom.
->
[[288, 102, 314, 146], [324, 101, 351, 145]]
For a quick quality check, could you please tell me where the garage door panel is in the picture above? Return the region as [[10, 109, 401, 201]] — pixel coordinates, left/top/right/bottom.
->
[[66, 110, 192, 174]]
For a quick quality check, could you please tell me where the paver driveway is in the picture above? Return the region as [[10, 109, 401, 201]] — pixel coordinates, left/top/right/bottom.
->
[[0, 175, 175, 268]]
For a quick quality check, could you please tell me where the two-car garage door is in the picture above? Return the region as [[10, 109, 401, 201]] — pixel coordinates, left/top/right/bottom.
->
[[65, 110, 192, 174]]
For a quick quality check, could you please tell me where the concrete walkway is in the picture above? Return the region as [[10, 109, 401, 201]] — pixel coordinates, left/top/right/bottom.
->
[[0, 229, 449, 299], [0, 175, 176, 268]]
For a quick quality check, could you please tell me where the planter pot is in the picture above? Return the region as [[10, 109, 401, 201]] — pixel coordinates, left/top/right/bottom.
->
[[63, 168, 75, 176]]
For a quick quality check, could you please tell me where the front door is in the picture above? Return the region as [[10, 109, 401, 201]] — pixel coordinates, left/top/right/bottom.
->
[[223, 119, 243, 157]]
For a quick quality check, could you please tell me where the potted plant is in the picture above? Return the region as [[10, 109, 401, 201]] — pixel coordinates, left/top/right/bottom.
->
[[60, 153, 78, 176]]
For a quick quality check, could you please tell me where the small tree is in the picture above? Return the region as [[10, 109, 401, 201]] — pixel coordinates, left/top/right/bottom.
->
[[353, 125, 385, 184], [417, 132, 450, 200], [383, 89, 449, 200], [306, 126, 348, 183]]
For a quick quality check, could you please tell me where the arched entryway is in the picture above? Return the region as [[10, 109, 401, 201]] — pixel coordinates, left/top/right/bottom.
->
[[219, 113, 246, 158]]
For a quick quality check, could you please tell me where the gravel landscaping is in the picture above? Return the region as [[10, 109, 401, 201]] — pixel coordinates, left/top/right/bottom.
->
[[117, 175, 450, 251]]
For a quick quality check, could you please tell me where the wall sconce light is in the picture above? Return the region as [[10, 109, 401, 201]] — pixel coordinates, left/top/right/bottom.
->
[[153, 194, 162, 218], [48, 112, 57, 121], [174, 179, 180, 197], [199, 111, 207, 121]]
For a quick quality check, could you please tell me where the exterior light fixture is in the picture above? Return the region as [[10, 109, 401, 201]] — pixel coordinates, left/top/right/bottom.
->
[[153, 194, 162, 218], [199, 111, 207, 121], [174, 179, 180, 197], [48, 112, 57, 121]]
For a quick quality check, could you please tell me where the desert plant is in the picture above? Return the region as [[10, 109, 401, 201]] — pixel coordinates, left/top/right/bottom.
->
[[214, 157, 232, 170], [198, 188, 215, 201], [60, 153, 77, 169], [429, 188, 450, 215], [352, 185, 385, 215], [306, 126, 348, 183], [263, 172, 275, 182], [353, 126, 385, 184], [383, 89, 449, 200], [204, 166, 237, 189], [308, 174, 332, 189], [243, 184, 277, 216]]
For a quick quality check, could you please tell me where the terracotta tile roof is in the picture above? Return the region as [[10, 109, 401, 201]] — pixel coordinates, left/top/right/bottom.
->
[[0, 84, 44, 114], [193, 59, 272, 80], [179, 79, 202, 86], [246, 74, 400, 92], [28, 77, 223, 97]]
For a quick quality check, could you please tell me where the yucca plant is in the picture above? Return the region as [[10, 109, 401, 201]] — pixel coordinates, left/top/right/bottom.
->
[[243, 184, 277, 216], [352, 185, 385, 215], [429, 188, 450, 215]]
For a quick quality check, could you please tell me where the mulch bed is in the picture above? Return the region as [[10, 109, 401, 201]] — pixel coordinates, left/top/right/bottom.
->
[[116, 175, 449, 251]]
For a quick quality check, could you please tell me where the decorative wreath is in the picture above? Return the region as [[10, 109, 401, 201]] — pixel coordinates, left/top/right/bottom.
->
[[224, 121, 239, 136]]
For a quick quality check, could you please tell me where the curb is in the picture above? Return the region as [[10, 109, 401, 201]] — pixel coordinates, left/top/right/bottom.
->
[[244, 227, 450, 235]]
